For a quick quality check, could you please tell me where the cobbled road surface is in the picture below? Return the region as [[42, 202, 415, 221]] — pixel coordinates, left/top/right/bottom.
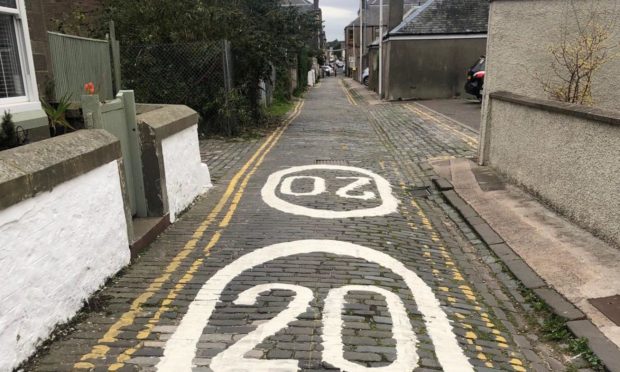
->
[[30, 78, 561, 372]]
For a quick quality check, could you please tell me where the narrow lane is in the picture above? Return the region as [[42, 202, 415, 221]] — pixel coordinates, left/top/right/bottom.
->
[[32, 78, 550, 371]]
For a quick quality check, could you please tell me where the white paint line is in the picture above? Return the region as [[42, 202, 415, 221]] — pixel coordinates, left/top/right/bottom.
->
[[261, 165, 399, 218], [335, 177, 376, 200], [210, 284, 313, 371], [156, 240, 473, 372], [280, 176, 327, 196], [322, 285, 419, 372]]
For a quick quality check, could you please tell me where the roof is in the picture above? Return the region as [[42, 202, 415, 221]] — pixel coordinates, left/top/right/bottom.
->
[[390, 0, 489, 35], [346, 0, 423, 28], [281, 0, 315, 12]]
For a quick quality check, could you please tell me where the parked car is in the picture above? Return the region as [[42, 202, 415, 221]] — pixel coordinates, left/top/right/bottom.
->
[[335, 60, 345, 68], [362, 67, 369, 86], [465, 56, 486, 100], [321, 65, 334, 76]]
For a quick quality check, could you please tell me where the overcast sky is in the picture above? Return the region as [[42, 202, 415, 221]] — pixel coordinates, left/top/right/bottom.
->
[[321, 0, 359, 42]]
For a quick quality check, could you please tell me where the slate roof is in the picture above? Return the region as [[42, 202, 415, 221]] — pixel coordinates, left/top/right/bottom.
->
[[346, 0, 423, 28], [390, 0, 489, 35], [281, 0, 314, 12]]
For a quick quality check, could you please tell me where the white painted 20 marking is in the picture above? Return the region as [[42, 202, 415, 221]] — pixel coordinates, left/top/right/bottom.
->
[[156, 240, 474, 372], [210, 284, 313, 372], [322, 285, 418, 372], [280, 175, 375, 200], [262, 165, 399, 218], [211, 284, 417, 372]]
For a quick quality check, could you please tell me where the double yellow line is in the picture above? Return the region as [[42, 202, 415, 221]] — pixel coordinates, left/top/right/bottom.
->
[[75, 100, 305, 371], [406, 104, 479, 146], [340, 80, 358, 106]]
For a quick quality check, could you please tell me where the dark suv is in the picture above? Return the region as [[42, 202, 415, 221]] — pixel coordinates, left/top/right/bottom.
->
[[465, 57, 486, 100]]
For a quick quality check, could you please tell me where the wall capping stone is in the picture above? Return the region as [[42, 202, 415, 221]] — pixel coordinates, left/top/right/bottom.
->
[[137, 105, 199, 140], [137, 105, 200, 218], [0, 129, 121, 210], [490, 91, 620, 127]]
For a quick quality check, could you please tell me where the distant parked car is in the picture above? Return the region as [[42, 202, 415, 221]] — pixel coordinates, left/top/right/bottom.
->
[[321, 65, 334, 76], [335, 60, 345, 68], [465, 56, 485, 100], [362, 67, 369, 86]]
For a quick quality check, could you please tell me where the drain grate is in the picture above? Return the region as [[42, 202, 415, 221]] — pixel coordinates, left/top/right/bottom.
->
[[589, 295, 620, 326], [315, 160, 349, 166]]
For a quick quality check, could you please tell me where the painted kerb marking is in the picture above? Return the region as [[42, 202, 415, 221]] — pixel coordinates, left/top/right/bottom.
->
[[156, 240, 474, 372]]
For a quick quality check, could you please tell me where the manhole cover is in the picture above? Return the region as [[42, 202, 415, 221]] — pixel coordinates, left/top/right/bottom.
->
[[589, 295, 620, 326], [315, 160, 349, 165]]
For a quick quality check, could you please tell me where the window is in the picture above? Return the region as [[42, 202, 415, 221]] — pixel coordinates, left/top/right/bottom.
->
[[0, 13, 25, 98], [0, 0, 39, 109]]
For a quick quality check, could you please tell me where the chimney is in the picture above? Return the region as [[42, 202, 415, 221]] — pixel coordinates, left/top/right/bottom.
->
[[388, 0, 404, 31], [314, 0, 319, 10]]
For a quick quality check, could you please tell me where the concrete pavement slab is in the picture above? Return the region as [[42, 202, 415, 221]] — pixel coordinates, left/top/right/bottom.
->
[[441, 156, 620, 362]]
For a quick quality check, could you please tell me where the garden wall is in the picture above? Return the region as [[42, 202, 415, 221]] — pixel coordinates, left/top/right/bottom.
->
[[481, 92, 620, 246], [0, 130, 131, 371], [137, 105, 212, 222]]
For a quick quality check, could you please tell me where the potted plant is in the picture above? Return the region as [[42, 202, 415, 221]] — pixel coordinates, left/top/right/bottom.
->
[[42, 93, 75, 137]]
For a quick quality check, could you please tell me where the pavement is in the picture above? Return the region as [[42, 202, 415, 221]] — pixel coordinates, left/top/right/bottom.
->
[[417, 99, 482, 133], [432, 157, 620, 371], [25, 77, 599, 371]]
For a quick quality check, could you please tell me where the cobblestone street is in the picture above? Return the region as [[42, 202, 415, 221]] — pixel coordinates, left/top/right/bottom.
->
[[29, 78, 568, 372]]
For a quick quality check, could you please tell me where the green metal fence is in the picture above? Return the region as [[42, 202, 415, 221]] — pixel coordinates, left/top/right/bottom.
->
[[48, 32, 115, 101]]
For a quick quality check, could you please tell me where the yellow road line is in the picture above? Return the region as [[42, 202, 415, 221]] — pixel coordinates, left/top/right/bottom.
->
[[405, 104, 479, 145], [106, 101, 305, 371], [75, 100, 304, 369], [390, 162, 521, 367], [340, 80, 358, 106]]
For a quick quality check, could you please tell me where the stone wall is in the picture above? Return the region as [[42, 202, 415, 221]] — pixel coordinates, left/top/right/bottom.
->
[[137, 105, 212, 222], [0, 130, 131, 371]]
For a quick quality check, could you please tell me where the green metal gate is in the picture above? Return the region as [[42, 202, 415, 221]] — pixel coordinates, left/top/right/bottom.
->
[[82, 92, 146, 217]]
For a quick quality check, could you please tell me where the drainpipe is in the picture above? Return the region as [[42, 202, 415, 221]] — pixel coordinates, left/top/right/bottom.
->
[[379, 0, 383, 98], [359, 0, 364, 82]]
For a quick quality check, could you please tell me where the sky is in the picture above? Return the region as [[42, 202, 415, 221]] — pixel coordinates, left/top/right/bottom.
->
[[321, 0, 359, 42]]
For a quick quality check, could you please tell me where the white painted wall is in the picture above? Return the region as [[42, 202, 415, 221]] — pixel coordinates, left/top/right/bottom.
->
[[0, 161, 131, 371], [161, 124, 212, 222]]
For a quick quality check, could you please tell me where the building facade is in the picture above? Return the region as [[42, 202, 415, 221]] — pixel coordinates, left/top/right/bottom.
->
[[344, 0, 423, 80], [378, 0, 488, 100]]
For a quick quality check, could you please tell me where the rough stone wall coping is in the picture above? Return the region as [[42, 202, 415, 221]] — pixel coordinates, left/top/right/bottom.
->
[[0, 129, 121, 210], [490, 91, 620, 127], [137, 105, 199, 140]]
